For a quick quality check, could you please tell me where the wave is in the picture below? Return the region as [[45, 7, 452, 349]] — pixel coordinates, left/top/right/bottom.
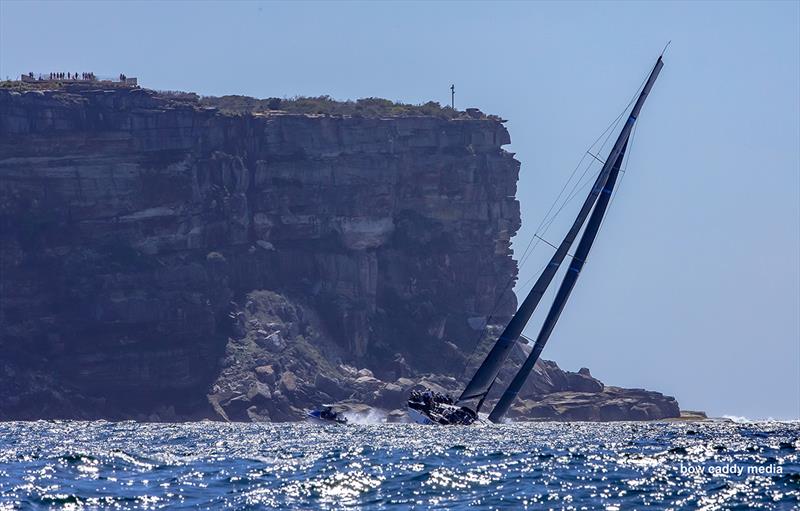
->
[[722, 415, 755, 423], [722, 415, 800, 423], [2, 421, 798, 509], [343, 408, 388, 425]]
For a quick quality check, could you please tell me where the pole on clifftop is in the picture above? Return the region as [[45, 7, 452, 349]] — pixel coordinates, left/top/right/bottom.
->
[[450, 84, 455, 109]]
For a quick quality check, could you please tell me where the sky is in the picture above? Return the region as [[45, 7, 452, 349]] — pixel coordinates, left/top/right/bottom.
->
[[1, 0, 798, 420]]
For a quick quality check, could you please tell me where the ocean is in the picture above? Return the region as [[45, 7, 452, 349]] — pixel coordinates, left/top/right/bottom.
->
[[0, 420, 797, 509]]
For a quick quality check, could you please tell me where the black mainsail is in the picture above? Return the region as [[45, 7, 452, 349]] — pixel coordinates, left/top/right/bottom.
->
[[458, 57, 664, 413], [487, 57, 664, 423], [406, 55, 664, 426], [489, 141, 627, 422], [458, 155, 620, 408]]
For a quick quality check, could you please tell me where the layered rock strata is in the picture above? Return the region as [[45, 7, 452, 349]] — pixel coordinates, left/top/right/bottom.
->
[[0, 84, 680, 421]]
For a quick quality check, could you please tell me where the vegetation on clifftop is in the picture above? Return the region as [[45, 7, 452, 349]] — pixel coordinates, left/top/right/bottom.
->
[[198, 94, 499, 120], [0, 80, 500, 120]]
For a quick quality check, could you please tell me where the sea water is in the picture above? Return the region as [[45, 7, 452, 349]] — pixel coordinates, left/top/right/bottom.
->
[[0, 420, 797, 509]]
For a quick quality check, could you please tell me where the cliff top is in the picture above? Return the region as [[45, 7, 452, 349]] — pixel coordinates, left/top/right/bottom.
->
[[197, 95, 503, 121], [0, 80, 504, 121]]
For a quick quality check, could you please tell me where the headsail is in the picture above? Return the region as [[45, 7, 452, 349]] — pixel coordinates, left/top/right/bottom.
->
[[458, 160, 612, 409], [458, 56, 664, 411], [488, 141, 628, 422], [487, 57, 664, 423]]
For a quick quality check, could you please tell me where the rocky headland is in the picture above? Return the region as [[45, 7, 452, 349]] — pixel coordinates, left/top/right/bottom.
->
[[0, 83, 680, 422]]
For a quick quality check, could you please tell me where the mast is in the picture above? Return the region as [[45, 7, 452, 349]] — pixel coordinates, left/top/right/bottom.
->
[[458, 56, 664, 411], [488, 57, 664, 423]]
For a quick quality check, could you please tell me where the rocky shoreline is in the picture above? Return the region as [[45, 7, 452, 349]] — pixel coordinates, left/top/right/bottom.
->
[[0, 83, 681, 422], [204, 291, 679, 423]]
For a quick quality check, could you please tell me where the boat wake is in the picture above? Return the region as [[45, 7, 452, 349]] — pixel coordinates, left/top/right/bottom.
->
[[722, 415, 794, 423], [344, 409, 388, 425], [723, 415, 756, 423]]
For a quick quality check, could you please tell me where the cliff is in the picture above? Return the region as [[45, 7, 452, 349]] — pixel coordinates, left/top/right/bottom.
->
[[0, 84, 679, 422]]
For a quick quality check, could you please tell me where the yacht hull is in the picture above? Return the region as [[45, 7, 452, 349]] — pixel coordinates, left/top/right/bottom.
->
[[305, 410, 347, 425], [407, 406, 435, 425], [406, 405, 490, 426]]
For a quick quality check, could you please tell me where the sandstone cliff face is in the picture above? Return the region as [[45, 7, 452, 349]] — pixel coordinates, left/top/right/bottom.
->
[[0, 86, 520, 419], [0, 85, 679, 422]]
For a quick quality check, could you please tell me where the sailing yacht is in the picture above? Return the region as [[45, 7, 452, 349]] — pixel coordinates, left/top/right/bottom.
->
[[407, 54, 665, 425]]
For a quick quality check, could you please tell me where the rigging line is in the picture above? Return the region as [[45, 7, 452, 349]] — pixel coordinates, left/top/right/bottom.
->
[[516, 238, 543, 271], [518, 162, 584, 269], [518, 160, 602, 269], [515, 166, 601, 292], [459, 156, 598, 373], [519, 157, 599, 269], [516, 85, 638, 268], [608, 120, 637, 208], [562, 166, 602, 207], [528, 129, 611, 258], [533, 235, 577, 258], [514, 235, 544, 272], [520, 119, 625, 262], [458, 273, 518, 377], [515, 152, 589, 268], [458, 67, 652, 380], [534, 88, 638, 234], [587, 152, 606, 165], [516, 259, 552, 306], [532, 155, 588, 234], [528, 97, 631, 252], [460, 157, 601, 372], [515, 167, 601, 292], [586, 120, 639, 277], [518, 153, 597, 268], [514, 130, 641, 349], [585, 87, 636, 156], [600, 119, 637, 233], [533, 234, 558, 250], [562, 115, 629, 209], [538, 165, 602, 241], [458, 155, 596, 374], [516, 70, 648, 269], [544, 115, 622, 228], [516, 171, 600, 291], [591, 107, 627, 157], [542, 88, 643, 290], [589, 70, 648, 160], [622, 114, 638, 174]]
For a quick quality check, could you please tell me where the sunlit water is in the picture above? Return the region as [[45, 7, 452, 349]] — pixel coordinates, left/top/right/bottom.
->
[[0, 421, 797, 509]]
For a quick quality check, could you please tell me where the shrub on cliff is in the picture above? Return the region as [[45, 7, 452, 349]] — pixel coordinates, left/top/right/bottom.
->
[[198, 94, 477, 119]]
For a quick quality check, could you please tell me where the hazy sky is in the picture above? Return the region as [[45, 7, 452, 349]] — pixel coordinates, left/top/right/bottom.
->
[[2, 1, 798, 420]]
